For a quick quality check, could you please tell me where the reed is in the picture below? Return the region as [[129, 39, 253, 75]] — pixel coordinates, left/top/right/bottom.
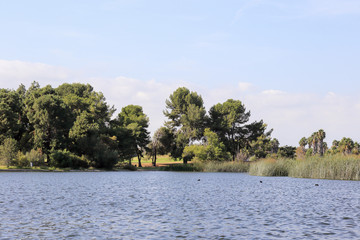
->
[[289, 155, 360, 180], [249, 158, 293, 177], [196, 161, 250, 172]]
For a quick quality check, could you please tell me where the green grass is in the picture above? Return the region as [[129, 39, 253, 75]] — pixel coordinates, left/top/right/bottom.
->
[[131, 155, 179, 164]]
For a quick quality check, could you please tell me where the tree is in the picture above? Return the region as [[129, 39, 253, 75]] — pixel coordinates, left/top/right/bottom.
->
[[26, 94, 73, 157], [116, 105, 150, 167], [164, 87, 206, 163], [148, 127, 173, 166], [249, 135, 278, 159], [209, 99, 268, 161], [277, 145, 296, 158], [55, 83, 115, 130], [68, 111, 100, 156], [0, 138, 18, 167], [339, 137, 354, 155], [317, 129, 326, 156], [0, 89, 23, 144], [182, 128, 230, 162], [299, 137, 308, 151]]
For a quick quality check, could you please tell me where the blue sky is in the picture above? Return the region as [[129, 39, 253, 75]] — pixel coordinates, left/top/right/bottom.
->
[[1, 0, 360, 146]]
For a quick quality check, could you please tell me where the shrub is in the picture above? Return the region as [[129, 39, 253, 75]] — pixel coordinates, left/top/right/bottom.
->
[[0, 138, 18, 167], [49, 149, 89, 169], [123, 164, 137, 171], [16, 152, 30, 168], [160, 163, 200, 172], [25, 149, 45, 166]]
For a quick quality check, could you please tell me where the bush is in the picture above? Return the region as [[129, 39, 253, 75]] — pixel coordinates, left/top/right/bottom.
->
[[199, 161, 250, 172], [49, 149, 89, 169], [16, 152, 30, 168], [25, 149, 45, 166], [0, 138, 18, 167], [160, 164, 200, 172], [123, 164, 137, 171]]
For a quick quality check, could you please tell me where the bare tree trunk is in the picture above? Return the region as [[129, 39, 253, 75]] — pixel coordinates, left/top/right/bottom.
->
[[152, 148, 157, 167], [137, 152, 142, 167]]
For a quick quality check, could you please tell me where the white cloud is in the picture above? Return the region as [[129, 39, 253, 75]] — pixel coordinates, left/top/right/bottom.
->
[[238, 82, 253, 92], [261, 89, 285, 95], [0, 59, 71, 85], [309, 0, 360, 16]]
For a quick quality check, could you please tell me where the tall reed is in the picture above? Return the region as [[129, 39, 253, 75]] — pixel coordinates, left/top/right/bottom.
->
[[197, 161, 250, 172], [289, 155, 360, 180], [249, 158, 293, 176]]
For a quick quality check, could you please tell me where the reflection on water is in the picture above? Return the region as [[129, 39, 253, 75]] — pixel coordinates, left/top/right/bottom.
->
[[0, 172, 360, 239]]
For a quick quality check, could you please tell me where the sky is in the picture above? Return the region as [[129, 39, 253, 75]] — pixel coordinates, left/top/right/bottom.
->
[[0, 0, 360, 146]]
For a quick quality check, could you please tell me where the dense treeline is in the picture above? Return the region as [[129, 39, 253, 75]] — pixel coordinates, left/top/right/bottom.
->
[[0, 82, 150, 169], [1, 83, 359, 170]]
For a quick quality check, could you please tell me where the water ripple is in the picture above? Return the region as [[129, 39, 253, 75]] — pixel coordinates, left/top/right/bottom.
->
[[0, 172, 360, 239]]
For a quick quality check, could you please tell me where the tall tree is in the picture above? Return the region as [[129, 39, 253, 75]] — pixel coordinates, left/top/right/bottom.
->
[[0, 89, 22, 143], [317, 129, 326, 156], [27, 94, 73, 157], [209, 99, 268, 161], [339, 137, 354, 155], [299, 137, 308, 151], [164, 87, 206, 163], [117, 105, 150, 167], [148, 127, 173, 166]]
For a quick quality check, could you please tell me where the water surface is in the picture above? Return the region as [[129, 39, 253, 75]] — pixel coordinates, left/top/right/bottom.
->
[[0, 172, 359, 239]]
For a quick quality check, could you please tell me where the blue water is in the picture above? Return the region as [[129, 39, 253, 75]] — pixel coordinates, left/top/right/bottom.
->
[[0, 171, 359, 239]]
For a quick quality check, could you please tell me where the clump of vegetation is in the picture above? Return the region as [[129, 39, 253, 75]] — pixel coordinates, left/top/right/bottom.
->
[[249, 158, 293, 176], [160, 164, 200, 172], [182, 128, 230, 162], [49, 149, 89, 169], [197, 161, 250, 172], [289, 155, 360, 180]]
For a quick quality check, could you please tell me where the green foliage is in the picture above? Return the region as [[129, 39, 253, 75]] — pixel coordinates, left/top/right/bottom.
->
[[16, 152, 30, 168], [164, 87, 207, 162], [0, 89, 23, 144], [116, 105, 150, 166], [209, 99, 270, 161], [25, 149, 45, 166], [277, 145, 296, 158], [182, 128, 230, 162], [122, 164, 138, 171], [49, 149, 89, 169], [27, 94, 74, 155], [159, 163, 200, 172], [249, 135, 279, 159], [195, 160, 250, 172], [0, 138, 18, 167]]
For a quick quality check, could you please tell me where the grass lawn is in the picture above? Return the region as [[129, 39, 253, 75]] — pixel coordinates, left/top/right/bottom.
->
[[131, 155, 184, 167]]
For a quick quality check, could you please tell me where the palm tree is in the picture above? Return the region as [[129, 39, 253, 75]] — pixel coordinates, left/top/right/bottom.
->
[[299, 137, 308, 151], [308, 132, 318, 155], [317, 129, 326, 156], [339, 137, 354, 155]]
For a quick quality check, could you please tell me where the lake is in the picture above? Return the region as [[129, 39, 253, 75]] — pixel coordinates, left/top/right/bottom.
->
[[0, 171, 359, 239]]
